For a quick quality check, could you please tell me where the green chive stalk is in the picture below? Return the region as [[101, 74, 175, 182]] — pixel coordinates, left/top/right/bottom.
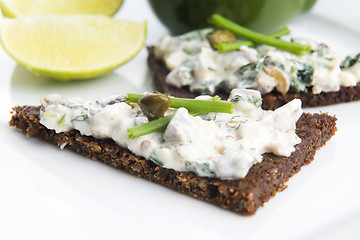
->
[[128, 114, 174, 139], [126, 93, 234, 114], [127, 110, 208, 139], [215, 27, 291, 53], [126, 94, 225, 139], [209, 14, 311, 55]]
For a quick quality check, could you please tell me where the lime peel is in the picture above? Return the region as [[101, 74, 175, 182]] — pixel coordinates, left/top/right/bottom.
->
[[0, 15, 147, 80], [1, 0, 124, 18]]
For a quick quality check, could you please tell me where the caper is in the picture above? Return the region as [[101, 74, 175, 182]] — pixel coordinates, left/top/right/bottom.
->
[[206, 30, 237, 49], [138, 92, 171, 120]]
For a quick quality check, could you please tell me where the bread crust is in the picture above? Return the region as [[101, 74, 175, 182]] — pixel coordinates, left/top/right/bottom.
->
[[9, 105, 336, 215], [147, 46, 360, 110]]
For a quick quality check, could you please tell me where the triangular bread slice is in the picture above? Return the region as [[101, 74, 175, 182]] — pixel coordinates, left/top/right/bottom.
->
[[9, 105, 336, 215]]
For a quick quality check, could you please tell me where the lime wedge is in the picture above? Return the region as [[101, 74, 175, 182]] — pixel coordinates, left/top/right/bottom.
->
[[0, 15, 146, 80], [1, 0, 124, 18]]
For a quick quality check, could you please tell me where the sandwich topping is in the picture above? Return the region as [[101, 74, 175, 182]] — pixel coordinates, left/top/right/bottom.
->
[[40, 89, 302, 180], [155, 29, 360, 95]]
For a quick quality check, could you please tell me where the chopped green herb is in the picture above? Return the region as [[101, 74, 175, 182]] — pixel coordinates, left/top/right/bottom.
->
[[297, 64, 314, 84], [71, 114, 90, 130], [310, 49, 324, 57], [236, 62, 257, 75], [290, 79, 301, 92], [236, 56, 270, 76], [73, 114, 89, 122], [231, 95, 262, 108], [193, 79, 218, 93], [175, 59, 199, 82], [230, 96, 240, 103], [58, 114, 66, 127], [182, 47, 194, 55], [67, 104, 88, 110], [291, 81, 309, 93], [248, 96, 262, 107], [185, 161, 216, 177], [286, 60, 314, 92], [216, 80, 235, 93], [340, 53, 360, 69], [149, 156, 164, 167]]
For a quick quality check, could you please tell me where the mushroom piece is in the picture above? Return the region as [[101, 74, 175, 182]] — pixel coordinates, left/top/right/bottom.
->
[[206, 30, 237, 49], [263, 67, 289, 95]]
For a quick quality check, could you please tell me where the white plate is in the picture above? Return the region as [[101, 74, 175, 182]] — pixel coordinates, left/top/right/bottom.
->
[[1, 1, 360, 239]]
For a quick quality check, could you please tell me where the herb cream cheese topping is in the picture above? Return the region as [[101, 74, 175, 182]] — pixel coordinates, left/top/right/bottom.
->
[[155, 29, 360, 95], [40, 89, 302, 180]]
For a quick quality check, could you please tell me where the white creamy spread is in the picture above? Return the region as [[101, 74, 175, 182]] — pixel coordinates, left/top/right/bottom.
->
[[155, 29, 360, 95], [40, 89, 302, 180]]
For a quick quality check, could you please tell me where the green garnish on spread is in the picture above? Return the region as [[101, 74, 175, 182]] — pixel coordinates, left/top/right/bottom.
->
[[127, 93, 233, 138], [340, 53, 360, 69], [58, 113, 66, 127], [128, 114, 174, 139], [126, 93, 233, 114], [215, 27, 291, 53], [208, 14, 312, 55]]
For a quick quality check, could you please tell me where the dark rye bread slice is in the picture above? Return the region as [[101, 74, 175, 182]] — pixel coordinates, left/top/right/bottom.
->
[[148, 46, 360, 110], [9, 105, 336, 215]]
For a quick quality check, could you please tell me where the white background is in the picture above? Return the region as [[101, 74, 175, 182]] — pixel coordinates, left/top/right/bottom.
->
[[0, 0, 360, 239]]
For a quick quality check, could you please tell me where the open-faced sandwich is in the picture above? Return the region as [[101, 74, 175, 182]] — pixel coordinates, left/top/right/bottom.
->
[[9, 89, 336, 215], [148, 14, 360, 110]]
